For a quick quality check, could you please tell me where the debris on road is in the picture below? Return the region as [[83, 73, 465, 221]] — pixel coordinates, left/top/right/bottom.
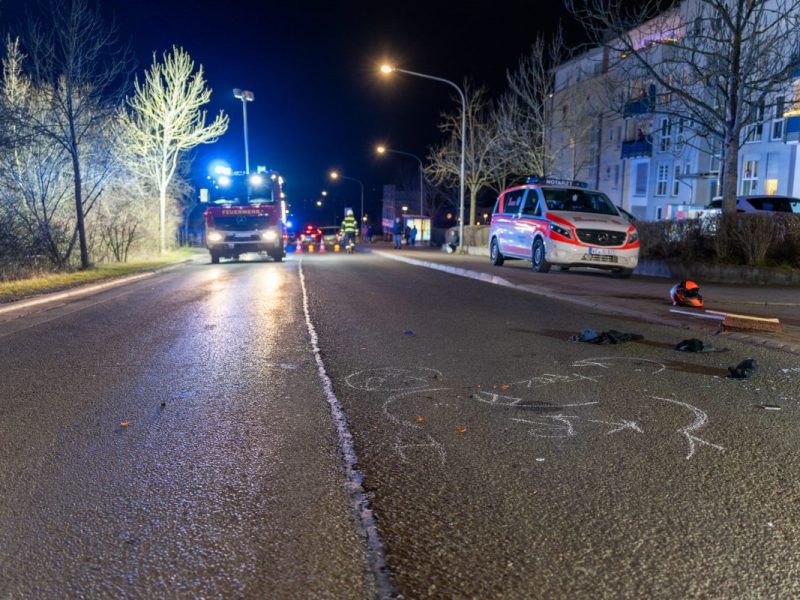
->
[[573, 329, 644, 344], [728, 359, 758, 379], [675, 338, 727, 353], [403, 329, 414, 335], [119, 421, 130, 427], [456, 426, 467, 433], [670, 280, 704, 307], [705, 310, 783, 333], [755, 404, 781, 411], [416, 415, 424, 423]]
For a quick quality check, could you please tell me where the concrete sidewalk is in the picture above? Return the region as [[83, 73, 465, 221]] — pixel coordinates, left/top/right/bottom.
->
[[366, 242, 800, 355]]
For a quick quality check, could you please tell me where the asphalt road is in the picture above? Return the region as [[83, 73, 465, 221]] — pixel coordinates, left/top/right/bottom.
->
[[2, 251, 799, 598]]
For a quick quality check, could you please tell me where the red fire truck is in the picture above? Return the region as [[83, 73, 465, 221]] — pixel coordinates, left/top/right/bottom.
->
[[204, 171, 286, 264]]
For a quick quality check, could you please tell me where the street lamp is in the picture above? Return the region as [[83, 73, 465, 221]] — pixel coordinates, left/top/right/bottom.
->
[[329, 170, 364, 225], [233, 88, 255, 174], [380, 64, 466, 251], [376, 145, 424, 216]]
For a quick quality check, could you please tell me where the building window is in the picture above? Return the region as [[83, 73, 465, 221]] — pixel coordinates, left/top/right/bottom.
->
[[672, 165, 681, 196], [614, 164, 620, 186], [608, 127, 614, 141], [741, 159, 759, 194], [745, 100, 765, 142], [634, 163, 648, 196], [656, 206, 663, 220], [606, 165, 611, 180], [656, 163, 669, 196], [674, 118, 685, 150], [659, 117, 672, 152], [771, 96, 785, 140], [765, 178, 778, 195]]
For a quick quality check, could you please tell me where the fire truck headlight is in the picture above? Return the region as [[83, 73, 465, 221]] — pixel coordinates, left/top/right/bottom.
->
[[208, 231, 223, 243], [262, 230, 278, 242]]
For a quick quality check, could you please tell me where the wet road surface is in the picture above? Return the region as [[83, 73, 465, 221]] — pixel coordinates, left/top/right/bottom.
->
[[2, 251, 799, 598]]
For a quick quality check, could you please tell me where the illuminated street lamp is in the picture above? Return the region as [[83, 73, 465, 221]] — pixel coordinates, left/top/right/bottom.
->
[[329, 170, 364, 224], [233, 88, 254, 174], [376, 145, 424, 216], [380, 64, 466, 251]]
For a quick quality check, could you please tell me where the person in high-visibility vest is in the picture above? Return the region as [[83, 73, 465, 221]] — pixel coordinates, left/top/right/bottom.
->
[[341, 209, 358, 253]]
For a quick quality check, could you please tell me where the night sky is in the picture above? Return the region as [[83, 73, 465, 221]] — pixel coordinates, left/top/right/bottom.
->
[[4, 0, 585, 222]]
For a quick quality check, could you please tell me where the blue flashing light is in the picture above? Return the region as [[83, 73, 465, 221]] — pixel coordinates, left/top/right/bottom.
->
[[218, 175, 232, 187]]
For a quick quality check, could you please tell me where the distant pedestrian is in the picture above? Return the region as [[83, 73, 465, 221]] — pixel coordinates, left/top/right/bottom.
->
[[367, 225, 373, 243], [392, 217, 403, 249], [409, 225, 418, 246]]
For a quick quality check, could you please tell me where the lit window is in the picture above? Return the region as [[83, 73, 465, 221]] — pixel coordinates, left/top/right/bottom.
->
[[765, 178, 778, 195]]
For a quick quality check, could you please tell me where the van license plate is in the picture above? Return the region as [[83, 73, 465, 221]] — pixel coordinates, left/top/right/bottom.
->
[[588, 247, 615, 255]]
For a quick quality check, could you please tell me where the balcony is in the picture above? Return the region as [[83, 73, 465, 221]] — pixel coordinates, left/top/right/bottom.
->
[[621, 138, 653, 159], [623, 96, 654, 116]]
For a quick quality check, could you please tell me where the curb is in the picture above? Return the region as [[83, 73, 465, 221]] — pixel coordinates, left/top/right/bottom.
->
[[0, 255, 201, 316], [372, 250, 800, 357]]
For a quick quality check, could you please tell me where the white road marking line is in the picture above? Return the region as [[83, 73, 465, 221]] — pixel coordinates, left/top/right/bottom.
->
[[298, 260, 394, 598]]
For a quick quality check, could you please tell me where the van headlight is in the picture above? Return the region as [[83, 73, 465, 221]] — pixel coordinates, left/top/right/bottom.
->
[[262, 230, 278, 242], [208, 231, 223, 242], [627, 229, 639, 244], [549, 222, 572, 238]]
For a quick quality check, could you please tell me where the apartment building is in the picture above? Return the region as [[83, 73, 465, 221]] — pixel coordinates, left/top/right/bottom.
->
[[548, 0, 800, 221]]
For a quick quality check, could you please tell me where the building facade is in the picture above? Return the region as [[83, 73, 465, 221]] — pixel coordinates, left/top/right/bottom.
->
[[548, 0, 800, 220]]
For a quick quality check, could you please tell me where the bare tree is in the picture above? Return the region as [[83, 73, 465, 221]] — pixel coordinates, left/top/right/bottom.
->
[[425, 82, 506, 225], [17, 0, 132, 268], [0, 38, 75, 267], [567, 0, 800, 214], [502, 32, 565, 179], [122, 46, 228, 253]]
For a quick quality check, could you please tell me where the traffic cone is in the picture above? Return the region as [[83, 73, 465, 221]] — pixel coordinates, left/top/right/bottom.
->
[[295, 243, 302, 253], [319, 239, 326, 253]]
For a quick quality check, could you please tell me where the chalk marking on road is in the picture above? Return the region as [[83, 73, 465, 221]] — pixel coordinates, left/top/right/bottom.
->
[[345, 366, 443, 392], [572, 356, 667, 374], [512, 415, 580, 438], [299, 260, 395, 598], [383, 387, 449, 465], [651, 396, 725, 460], [510, 372, 602, 388], [587, 419, 644, 435]]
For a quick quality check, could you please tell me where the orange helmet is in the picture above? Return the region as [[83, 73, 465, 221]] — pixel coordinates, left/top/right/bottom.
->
[[670, 280, 703, 307]]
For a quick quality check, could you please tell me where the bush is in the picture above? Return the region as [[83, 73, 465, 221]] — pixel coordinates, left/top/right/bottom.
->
[[636, 214, 800, 267]]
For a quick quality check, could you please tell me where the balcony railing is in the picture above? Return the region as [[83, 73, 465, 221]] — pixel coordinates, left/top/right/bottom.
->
[[621, 138, 653, 159]]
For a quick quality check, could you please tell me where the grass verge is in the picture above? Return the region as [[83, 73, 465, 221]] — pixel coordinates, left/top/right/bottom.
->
[[0, 249, 199, 303]]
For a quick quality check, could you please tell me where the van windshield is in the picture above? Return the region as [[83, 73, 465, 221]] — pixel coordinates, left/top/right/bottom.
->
[[542, 188, 619, 215]]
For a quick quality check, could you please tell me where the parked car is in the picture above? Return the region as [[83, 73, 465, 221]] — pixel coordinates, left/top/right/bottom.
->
[[489, 177, 640, 277], [702, 195, 800, 214]]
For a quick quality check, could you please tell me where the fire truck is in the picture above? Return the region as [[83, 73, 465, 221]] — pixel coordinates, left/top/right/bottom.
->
[[204, 171, 286, 264]]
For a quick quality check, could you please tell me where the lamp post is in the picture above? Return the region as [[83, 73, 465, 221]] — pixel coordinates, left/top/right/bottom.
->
[[233, 88, 254, 174], [329, 170, 364, 225], [376, 145, 424, 216], [380, 65, 466, 251]]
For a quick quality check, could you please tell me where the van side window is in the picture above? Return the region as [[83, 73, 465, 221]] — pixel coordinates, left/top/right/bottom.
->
[[522, 192, 542, 217], [503, 190, 524, 214]]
